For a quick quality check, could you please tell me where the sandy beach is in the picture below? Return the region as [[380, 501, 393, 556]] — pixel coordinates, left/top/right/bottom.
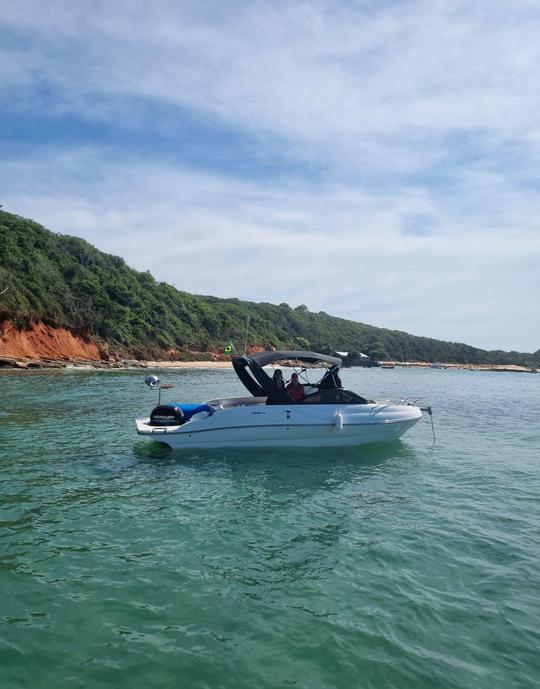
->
[[0, 355, 536, 373], [137, 360, 538, 373], [144, 360, 233, 369]]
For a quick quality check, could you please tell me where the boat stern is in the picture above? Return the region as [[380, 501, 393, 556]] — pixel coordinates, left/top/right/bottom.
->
[[135, 417, 183, 440]]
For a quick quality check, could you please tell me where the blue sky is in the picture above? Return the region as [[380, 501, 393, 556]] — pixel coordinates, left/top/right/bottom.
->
[[1, 0, 539, 352]]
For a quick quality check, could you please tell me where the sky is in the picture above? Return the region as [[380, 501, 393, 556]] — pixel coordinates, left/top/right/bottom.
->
[[1, 0, 539, 352]]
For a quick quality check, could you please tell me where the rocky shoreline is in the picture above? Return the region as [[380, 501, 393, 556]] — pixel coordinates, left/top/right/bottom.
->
[[0, 355, 147, 370], [387, 361, 538, 373], [0, 355, 234, 370]]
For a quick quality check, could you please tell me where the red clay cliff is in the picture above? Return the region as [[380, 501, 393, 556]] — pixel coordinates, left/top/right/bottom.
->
[[0, 320, 100, 361]]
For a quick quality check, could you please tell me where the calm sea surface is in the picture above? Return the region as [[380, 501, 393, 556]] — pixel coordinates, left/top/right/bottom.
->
[[0, 366, 539, 689]]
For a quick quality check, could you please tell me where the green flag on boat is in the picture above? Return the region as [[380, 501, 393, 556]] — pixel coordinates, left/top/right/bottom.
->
[[224, 340, 235, 354]]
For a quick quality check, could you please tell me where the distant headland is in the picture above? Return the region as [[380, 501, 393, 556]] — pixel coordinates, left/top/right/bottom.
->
[[1, 210, 538, 372]]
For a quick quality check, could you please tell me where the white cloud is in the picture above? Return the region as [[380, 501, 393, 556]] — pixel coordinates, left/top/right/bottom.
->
[[1, 1, 540, 351], [3, 2, 540, 152], [2, 149, 539, 351]]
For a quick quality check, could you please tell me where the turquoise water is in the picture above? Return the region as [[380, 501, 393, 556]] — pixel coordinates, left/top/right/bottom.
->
[[1, 366, 539, 689]]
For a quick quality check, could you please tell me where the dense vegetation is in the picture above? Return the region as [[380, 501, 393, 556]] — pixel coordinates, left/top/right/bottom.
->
[[0, 210, 537, 366]]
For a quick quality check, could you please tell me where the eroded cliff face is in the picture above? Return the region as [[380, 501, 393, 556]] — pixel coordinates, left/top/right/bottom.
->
[[0, 320, 101, 361]]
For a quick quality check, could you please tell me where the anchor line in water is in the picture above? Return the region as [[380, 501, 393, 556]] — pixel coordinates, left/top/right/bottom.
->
[[421, 406, 436, 443]]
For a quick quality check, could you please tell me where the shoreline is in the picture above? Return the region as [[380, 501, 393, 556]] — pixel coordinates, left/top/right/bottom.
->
[[0, 355, 537, 374]]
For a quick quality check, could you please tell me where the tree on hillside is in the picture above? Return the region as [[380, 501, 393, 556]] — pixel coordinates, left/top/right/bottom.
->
[[0, 209, 535, 366]]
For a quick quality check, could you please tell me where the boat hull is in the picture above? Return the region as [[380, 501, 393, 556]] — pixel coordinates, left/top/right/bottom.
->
[[136, 403, 422, 449]]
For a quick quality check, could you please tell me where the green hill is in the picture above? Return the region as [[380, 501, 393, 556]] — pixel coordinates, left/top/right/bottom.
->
[[0, 210, 537, 366]]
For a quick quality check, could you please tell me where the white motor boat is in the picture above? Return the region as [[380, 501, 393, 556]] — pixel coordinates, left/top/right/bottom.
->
[[135, 350, 424, 449]]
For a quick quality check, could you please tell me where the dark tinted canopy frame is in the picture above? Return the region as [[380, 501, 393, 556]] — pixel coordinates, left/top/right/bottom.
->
[[232, 350, 342, 403], [243, 350, 342, 368]]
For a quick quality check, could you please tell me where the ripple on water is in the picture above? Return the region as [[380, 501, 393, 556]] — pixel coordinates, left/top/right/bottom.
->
[[0, 368, 539, 688]]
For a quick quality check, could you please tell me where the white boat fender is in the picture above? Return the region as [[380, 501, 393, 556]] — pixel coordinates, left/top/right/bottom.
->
[[335, 411, 343, 432]]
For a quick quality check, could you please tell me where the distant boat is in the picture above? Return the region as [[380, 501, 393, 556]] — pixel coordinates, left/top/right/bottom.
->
[[380, 362, 395, 369], [136, 350, 422, 448], [334, 351, 378, 367]]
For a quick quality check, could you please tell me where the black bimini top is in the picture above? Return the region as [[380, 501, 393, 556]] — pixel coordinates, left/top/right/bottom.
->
[[246, 350, 341, 368], [232, 350, 343, 404]]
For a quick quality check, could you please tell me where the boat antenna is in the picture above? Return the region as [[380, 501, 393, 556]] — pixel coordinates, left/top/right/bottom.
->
[[243, 313, 250, 355]]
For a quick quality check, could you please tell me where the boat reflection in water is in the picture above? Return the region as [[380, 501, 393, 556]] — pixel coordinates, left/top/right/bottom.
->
[[135, 351, 423, 449]]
